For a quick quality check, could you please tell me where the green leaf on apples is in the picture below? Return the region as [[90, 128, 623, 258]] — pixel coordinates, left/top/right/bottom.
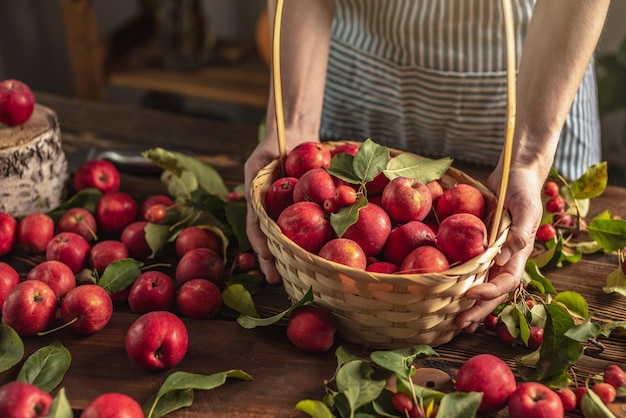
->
[[294, 399, 335, 418], [602, 267, 626, 296], [225, 199, 251, 252], [161, 169, 198, 200], [97, 258, 143, 294], [515, 303, 531, 346], [370, 345, 438, 380], [437, 391, 483, 418], [222, 284, 259, 318], [581, 386, 617, 418], [0, 324, 24, 373], [564, 314, 601, 342], [47, 188, 102, 222], [569, 161, 608, 200], [553, 290, 589, 319], [17, 341, 71, 393], [144, 223, 171, 257], [384, 154, 453, 183], [236, 287, 314, 329], [327, 153, 360, 184], [143, 369, 253, 418], [352, 138, 390, 183], [47, 388, 73, 418], [588, 214, 626, 253], [331, 196, 368, 238], [335, 360, 387, 413]]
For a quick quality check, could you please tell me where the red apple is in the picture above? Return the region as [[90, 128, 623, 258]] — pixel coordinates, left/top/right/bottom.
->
[[235, 252, 257, 272], [144, 203, 167, 223], [121, 221, 152, 260], [604, 364, 626, 388], [128, 270, 176, 314], [399, 246, 450, 274], [286, 304, 338, 353], [176, 278, 223, 319], [536, 223, 557, 243], [94, 191, 138, 236], [46, 231, 92, 274], [2, 280, 57, 336], [125, 310, 189, 370], [0, 79, 35, 126], [554, 387, 577, 411], [528, 325, 544, 350], [89, 240, 129, 275], [342, 203, 391, 257], [16, 212, 55, 253], [265, 176, 298, 219], [591, 382, 617, 405], [60, 284, 113, 334], [277, 201, 334, 254], [174, 226, 222, 259], [0, 262, 20, 307], [294, 167, 338, 205], [365, 172, 390, 196], [426, 180, 444, 202], [140, 194, 175, 219], [175, 247, 225, 284], [436, 183, 486, 221], [455, 354, 516, 412], [73, 159, 120, 193], [383, 221, 436, 265], [0, 212, 17, 256], [508, 382, 564, 418], [80, 392, 143, 418], [0, 381, 52, 418], [26, 260, 76, 300], [436, 213, 488, 264], [381, 177, 432, 223], [330, 142, 360, 157], [57, 207, 98, 242], [366, 261, 400, 273], [318, 238, 367, 270], [284, 141, 332, 178]]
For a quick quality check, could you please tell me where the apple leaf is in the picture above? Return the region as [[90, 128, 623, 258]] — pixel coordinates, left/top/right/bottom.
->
[[222, 284, 259, 318], [581, 386, 616, 418], [236, 287, 314, 329], [437, 392, 483, 418], [524, 259, 557, 294], [335, 360, 387, 413], [352, 138, 390, 183], [0, 324, 24, 373], [327, 153, 360, 184], [17, 341, 71, 393], [224, 200, 250, 252], [294, 399, 335, 418], [553, 290, 589, 319], [144, 223, 171, 257], [564, 314, 601, 342], [47, 388, 73, 418], [588, 215, 626, 253], [47, 188, 102, 222], [143, 370, 254, 418], [602, 267, 626, 296], [331, 196, 368, 237], [227, 273, 263, 295], [569, 161, 608, 200], [384, 154, 453, 183], [599, 320, 626, 338], [370, 345, 438, 380], [97, 258, 143, 295]]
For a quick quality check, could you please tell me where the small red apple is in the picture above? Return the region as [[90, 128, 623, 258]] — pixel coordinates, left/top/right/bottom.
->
[[0, 381, 52, 418], [426, 180, 444, 202], [383, 221, 436, 266], [330, 142, 360, 157], [366, 261, 400, 273], [2, 280, 57, 336], [89, 240, 129, 275], [94, 191, 138, 236], [293, 167, 338, 205], [175, 247, 225, 284], [381, 176, 432, 223], [265, 176, 298, 219], [16, 212, 55, 253], [554, 387, 577, 411], [60, 284, 113, 334], [508, 382, 564, 418], [436, 183, 486, 221], [286, 304, 338, 353], [284, 141, 332, 178], [174, 226, 222, 259], [277, 201, 334, 254], [0, 79, 35, 126], [318, 238, 367, 270], [80, 392, 144, 418], [57, 207, 98, 242], [436, 213, 488, 264], [128, 270, 176, 314], [536, 223, 557, 243], [125, 310, 189, 370], [176, 278, 223, 319], [455, 353, 516, 413], [26, 260, 76, 300], [140, 194, 175, 219], [0, 262, 20, 308], [342, 203, 391, 257], [591, 382, 617, 405], [73, 159, 121, 193], [46, 231, 92, 274], [120, 221, 152, 260], [0, 211, 17, 256], [399, 246, 450, 274], [604, 364, 626, 389]]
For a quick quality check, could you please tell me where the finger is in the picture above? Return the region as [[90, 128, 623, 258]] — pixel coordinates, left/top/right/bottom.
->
[[456, 292, 509, 331]]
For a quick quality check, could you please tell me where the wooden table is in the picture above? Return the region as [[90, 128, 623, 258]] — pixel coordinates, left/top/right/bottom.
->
[[4, 92, 626, 417]]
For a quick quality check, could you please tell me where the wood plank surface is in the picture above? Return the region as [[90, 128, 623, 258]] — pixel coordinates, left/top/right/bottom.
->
[[4, 92, 626, 417]]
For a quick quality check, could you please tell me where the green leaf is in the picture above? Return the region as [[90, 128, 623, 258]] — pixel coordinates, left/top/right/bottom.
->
[[570, 162, 608, 200], [224, 200, 250, 252], [327, 153, 360, 184], [516, 304, 531, 346], [599, 320, 626, 338], [222, 284, 259, 318], [575, 240, 602, 255], [603, 267, 626, 296], [564, 314, 602, 342], [588, 217, 626, 253], [437, 391, 483, 418], [370, 345, 438, 380], [531, 239, 563, 269], [47, 188, 102, 222], [524, 259, 557, 294], [554, 291, 589, 319], [236, 287, 314, 329], [0, 324, 24, 373], [352, 139, 390, 183], [97, 258, 143, 294], [17, 341, 71, 393], [336, 360, 386, 412], [47, 388, 74, 418], [144, 223, 171, 257], [581, 387, 617, 417], [330, 196, 368, 237], [143, 389, 194, 418], [294, 399, 335, 418], [144, 370, 253, 418], [500, 305, 520, 339], [227, 273, 263, 295], [384, 154, 453, 183]]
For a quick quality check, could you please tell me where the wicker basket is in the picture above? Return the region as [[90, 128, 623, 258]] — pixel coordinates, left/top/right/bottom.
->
[[251, 140, 511, 348]]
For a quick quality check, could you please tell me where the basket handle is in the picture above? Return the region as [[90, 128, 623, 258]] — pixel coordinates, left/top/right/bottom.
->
[[271, 0, 287, 176]]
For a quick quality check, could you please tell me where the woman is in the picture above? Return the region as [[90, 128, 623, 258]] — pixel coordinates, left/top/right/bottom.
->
[[245, 0, 611, 332]]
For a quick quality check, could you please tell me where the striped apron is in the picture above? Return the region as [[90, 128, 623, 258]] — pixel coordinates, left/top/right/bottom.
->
[[320, 0, 601, 180]]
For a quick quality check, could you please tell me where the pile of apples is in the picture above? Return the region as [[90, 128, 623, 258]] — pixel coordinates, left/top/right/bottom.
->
[[265, 141, 490, 274]]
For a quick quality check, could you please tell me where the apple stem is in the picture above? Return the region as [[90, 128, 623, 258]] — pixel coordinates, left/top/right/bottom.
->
[[140, 263, 171, 271], [37, 316, 79, 336]]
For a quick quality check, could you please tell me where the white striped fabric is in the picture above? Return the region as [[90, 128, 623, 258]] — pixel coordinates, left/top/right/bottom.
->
[[320, 0, 601, 180]]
